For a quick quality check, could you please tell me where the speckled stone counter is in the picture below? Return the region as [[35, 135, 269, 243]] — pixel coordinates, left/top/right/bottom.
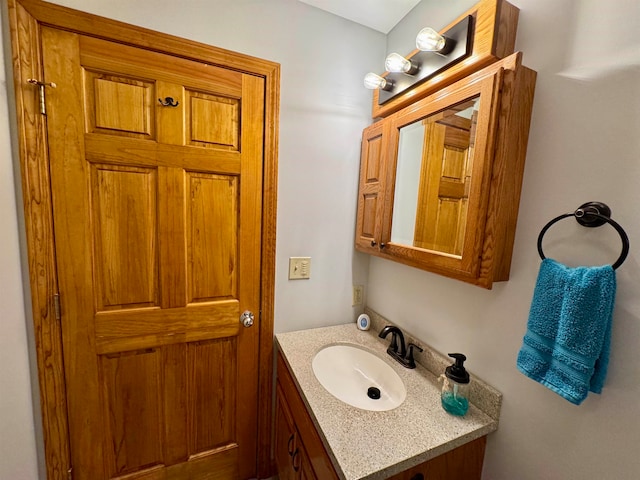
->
[[276, 323, 501, 480]]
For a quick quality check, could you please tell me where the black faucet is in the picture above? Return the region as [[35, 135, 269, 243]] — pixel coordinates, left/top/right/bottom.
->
[[378, 325, 423, 369]]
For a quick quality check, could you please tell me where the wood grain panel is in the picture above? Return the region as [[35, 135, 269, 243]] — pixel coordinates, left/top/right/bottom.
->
[[432, 199, 463, 254], [6, 2, 72, 477], [235, 74, 264, 479], [91, 164, 158, 310], [161, 344, 188, 465], [442, 146, 467, 181], [156, 81, 185, 146], [361, 194, 378, 239], [355, 121, 388, 251], [101, 349, 163, 477], [164, 446, 238, 479], [94, 301, 240, 354], [42, 25, 108, 475], [365, 133, 382, 182], [84, 71, 154, 138], [480, 62, 537, 285], [188, 339, 236, 455], [187, 173, 238, 303], [79, 35, 243, 99], [386, 436, 486, 480], [84, 134, 242, 174], [96, 79, 148, 132], [157, 166, 186, 309], [102, 446, 238, 480], [187, 91, 239, 150]]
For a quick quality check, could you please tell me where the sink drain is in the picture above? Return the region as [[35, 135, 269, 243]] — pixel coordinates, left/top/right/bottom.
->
[[367, 387, 381, 400]]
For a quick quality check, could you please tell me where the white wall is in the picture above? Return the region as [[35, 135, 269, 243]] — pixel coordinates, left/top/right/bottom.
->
[[374, 1, 640, 479], [0, 0, 383, 476]]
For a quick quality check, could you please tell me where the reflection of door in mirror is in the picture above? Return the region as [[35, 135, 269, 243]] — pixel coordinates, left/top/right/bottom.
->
[[391, 97, 479, 257]]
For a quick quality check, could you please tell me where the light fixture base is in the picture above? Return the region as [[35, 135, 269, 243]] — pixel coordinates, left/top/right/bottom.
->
[[378, 15, 473, 105]]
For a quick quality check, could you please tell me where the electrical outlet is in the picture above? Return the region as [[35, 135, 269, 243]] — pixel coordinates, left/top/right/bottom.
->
[[289, 257, 311, 280], [352, 285, 364, 306]]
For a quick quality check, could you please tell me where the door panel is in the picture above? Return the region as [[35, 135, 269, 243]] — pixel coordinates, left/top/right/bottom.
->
[[43, 24, 263, 479], [187, 172, 238, 302], [91, 164, 158, 310], [187, 91, 240, 150], [101, 349, 163, 476], [84, 72, 155, 138]]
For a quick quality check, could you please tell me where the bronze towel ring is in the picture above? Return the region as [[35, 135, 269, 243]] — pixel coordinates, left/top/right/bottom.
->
[[537, 201, 629, 270]]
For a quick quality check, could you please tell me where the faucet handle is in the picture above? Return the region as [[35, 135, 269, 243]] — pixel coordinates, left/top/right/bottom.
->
[[405, 343, 424, 369]]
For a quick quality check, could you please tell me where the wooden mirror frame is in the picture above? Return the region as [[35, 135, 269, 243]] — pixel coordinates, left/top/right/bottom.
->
[[356, 53, 536, 289], [380, 69, 504, 279]]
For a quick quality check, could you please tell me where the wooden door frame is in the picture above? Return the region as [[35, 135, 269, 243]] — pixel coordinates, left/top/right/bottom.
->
[[5, 0, 280, 478]]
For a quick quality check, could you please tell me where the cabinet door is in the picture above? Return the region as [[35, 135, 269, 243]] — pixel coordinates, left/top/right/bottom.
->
[[276, 353, 340, 480], [299, 443, 318, 480], [275, 382, 297, 480], [355, 121, 388, 252]]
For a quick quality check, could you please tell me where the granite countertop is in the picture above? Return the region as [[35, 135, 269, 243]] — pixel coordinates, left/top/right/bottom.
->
[[276, 323, 500, 480]]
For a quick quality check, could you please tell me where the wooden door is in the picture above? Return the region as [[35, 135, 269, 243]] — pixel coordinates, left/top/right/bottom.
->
[[413, 104, 477, 255], [42, 26, 263, 479]]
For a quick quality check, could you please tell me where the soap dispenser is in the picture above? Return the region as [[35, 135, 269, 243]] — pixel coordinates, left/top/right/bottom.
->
[[441, 353, 470, 416]]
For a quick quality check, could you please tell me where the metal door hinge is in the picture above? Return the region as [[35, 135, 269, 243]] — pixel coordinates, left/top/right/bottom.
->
[[27, 78, 56, 115], [53, 293, 61, 321]]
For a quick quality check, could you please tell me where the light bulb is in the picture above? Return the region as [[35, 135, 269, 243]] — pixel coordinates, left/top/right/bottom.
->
[[363, 72, 392, 91], [364, 72, 386, 90], [416, 27, 446, 52], [385, 53, 418, 74]]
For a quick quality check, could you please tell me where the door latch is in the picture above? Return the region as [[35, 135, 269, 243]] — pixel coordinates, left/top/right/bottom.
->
[[240, 310, 254, 328]]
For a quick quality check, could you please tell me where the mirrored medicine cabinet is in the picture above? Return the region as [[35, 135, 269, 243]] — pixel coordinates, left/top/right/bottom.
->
[[355, 53, 536, 288]]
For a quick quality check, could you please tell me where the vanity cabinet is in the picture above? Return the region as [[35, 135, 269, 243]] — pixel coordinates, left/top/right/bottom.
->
[[275, 351, 487, 480], [275, 382, 318, 480], [355, 52, 536, 288], [275, 352, 339, 480]]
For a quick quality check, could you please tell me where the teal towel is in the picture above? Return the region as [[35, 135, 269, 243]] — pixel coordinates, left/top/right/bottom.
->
[[517, 258, 616, 405]]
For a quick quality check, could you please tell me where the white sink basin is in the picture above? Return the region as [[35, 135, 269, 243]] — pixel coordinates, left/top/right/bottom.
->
[[312, 344, 406, 411]]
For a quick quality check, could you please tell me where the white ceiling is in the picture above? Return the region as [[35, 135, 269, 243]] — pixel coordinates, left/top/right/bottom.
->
[[299, 0, 421, 34]]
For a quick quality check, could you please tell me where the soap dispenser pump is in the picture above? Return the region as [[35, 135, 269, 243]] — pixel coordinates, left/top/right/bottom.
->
[[441, 353, 470, 416]]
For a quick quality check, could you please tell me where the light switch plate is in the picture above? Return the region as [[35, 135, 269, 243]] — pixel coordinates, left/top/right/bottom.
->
[[289, 257, 311, 280], [352, 285, 364, 306]]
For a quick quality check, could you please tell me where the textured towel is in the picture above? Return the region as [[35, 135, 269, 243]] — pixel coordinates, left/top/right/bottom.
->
[[517, 258, 616, 405]]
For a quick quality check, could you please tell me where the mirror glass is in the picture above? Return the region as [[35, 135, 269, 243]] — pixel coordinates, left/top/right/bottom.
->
[[390, 96, 480, 257]]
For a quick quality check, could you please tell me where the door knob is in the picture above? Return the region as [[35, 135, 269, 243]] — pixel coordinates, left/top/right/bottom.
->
[[240, 310, 255, 327]]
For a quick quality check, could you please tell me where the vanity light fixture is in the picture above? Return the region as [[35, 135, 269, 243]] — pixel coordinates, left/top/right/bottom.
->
[[384, 53, 419, 75], [364, 72, 393, 91], [364, 15, 473, 105]]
